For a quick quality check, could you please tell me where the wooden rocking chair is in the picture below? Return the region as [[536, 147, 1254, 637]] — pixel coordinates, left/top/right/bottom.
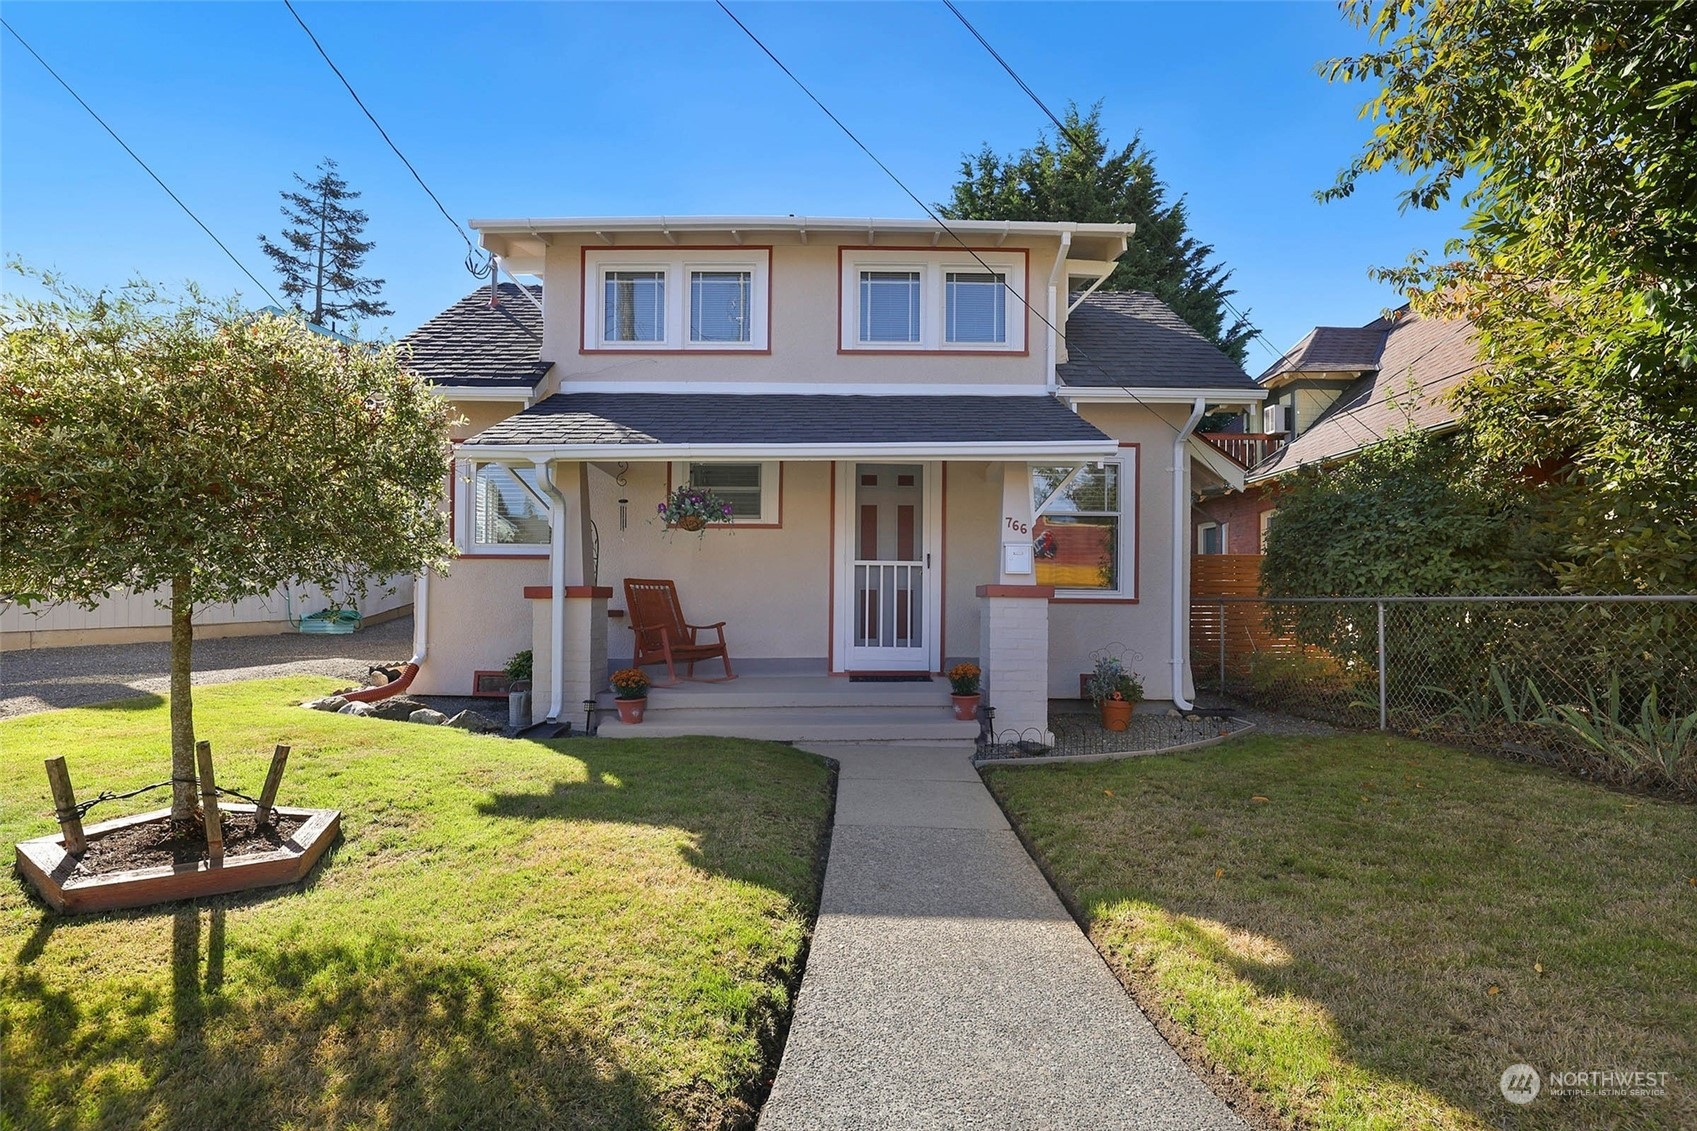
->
[[623, 578, 737, 685]]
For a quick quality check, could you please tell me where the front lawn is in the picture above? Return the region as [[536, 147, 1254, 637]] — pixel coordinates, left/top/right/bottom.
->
[[986, 734, 1696, 1131], [2, 677, 833, 1131]]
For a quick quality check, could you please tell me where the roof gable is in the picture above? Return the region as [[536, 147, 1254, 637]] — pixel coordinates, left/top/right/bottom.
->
[[1249, 312, 1479, 481]]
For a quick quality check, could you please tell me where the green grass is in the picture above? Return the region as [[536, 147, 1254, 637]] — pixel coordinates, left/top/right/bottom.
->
[[1, 677, 833, 1131], [985, 734, 1696, 1131]]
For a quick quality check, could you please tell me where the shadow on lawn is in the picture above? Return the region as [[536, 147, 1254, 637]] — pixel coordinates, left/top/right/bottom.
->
[[475, 737, 834, 897], [4, 906, 664, 1131]]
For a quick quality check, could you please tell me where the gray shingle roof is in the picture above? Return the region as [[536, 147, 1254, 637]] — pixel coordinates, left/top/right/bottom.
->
[[464, 393, 1113, 448], [1249, 312, 1479, 481], [1258, 325, 1388, 382], [398, 282, 551, 387], [1056, 291, 1258, 392]]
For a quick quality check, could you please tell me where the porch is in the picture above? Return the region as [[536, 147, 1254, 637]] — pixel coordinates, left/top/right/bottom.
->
[[591, 672, 980, 741]]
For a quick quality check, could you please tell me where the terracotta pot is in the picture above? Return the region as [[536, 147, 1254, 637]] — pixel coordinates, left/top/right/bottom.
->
[[950, 693, 981, 721], [1099, 698, 1135, 731], [677, 515, 705, 532], [615, 697, 647, 724]]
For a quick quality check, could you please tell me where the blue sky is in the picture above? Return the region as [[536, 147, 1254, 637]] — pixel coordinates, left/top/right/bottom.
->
[[1, 1, 1468, 365]]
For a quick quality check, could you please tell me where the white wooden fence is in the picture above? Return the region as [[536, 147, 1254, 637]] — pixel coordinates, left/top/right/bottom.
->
[[1, 577, 414, 649]]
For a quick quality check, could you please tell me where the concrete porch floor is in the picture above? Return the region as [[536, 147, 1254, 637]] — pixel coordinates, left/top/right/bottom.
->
[[593, 673, 981, 742]]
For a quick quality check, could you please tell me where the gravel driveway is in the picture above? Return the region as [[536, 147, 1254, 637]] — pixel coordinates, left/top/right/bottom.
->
[[0, 616, 414, 718]]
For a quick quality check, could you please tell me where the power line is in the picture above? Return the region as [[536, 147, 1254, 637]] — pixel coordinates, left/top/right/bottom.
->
[[941, 0, 1281, 363], [1, 18, 283, 307], [281, 0, 490, 278], [715, 1, 1213, 448]]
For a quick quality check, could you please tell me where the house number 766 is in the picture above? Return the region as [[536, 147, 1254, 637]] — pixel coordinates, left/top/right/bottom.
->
[[1004, 517, 1030, 535]]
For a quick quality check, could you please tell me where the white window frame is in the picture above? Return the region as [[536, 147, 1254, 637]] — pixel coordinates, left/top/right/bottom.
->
[[1260, 508, 1278, 550], [1197, 522, 1224, 555], [456, 458, 552, 555], [840, 250, 1027, 352], [668, 460, 780, 524], [1031, 454, 1136, 599], [584, 249, 770, 351]]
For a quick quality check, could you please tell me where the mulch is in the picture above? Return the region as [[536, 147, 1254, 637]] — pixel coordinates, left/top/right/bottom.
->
[[74, 812, 306, 876]]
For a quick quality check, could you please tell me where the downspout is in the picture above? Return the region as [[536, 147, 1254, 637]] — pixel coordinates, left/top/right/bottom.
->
[[409, 569, 429, 668], [1045, 230, 1072, 394], [1170, 396, 1207, 710], [535, 458, 569, 723]]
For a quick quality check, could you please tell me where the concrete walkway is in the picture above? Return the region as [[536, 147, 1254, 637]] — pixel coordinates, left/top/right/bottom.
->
[[760, 742, 1245, 1131]]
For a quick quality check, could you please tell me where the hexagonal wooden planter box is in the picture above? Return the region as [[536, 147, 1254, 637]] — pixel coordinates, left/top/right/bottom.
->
[[14, 804, 340, 914]]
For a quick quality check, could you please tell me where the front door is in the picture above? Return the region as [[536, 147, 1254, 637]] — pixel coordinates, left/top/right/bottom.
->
[[837, 462, 940, 671]]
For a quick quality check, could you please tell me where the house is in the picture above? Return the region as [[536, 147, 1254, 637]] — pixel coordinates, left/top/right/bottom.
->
[[1194, 306, 1480, 556], [397, 216, 1263, 741]]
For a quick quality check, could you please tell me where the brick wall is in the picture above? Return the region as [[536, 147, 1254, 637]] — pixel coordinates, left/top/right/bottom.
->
[[1195, 484, 1278, 556]]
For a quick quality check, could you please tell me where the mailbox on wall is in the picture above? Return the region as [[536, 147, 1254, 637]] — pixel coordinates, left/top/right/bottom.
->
[[1002, 541, 1035, 576]]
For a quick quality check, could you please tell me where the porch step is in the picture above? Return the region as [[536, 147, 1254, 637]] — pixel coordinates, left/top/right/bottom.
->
[[594, 705, 979, 743], [632, 674, 949, 711]]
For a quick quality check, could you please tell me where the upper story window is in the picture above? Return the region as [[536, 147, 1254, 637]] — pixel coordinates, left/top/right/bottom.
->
[[584, 249, 769, 351], [604, 271, 664, 342], [840, 248, 1027, 353]]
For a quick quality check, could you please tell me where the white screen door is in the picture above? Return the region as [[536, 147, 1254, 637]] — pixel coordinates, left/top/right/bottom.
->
[[838, 462, 939, 671]]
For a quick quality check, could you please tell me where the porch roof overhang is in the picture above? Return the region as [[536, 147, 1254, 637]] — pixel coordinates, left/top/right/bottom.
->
[[456, 392, 1120, 463]]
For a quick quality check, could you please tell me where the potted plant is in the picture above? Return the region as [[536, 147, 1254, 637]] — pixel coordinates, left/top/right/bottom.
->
[[1085, 655, 1143, 731], [610, 668, 651, 724], [658, 485, 734, 534], [947, 662, 982, 721]]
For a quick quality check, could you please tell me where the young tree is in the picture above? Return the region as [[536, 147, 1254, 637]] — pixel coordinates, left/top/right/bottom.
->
[[941, 103, 1255, 363], [258, 157, 393, 330], [1321, 0, 1697, 591], [0, 268, 455, 824]]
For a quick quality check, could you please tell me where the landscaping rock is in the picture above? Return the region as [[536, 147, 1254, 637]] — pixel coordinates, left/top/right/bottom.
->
[[444, 709, 502, 734], [302, 695, 349, 712], [409, 708, 448, 725], [337, 701, 377, 717], [363, 696, 429, 722]]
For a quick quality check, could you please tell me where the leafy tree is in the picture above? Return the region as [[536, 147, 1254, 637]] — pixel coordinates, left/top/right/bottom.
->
[[258, 157, 392, 330], [941, 103, 1254, 363], [1261, 428, 1552, 600], [1321, 0, 1697, 592], [0, 268, 455, 823]]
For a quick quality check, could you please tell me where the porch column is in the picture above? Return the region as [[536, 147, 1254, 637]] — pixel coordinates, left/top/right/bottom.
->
[[526, 586, 610, 727], [977, 584, 1054, 746]]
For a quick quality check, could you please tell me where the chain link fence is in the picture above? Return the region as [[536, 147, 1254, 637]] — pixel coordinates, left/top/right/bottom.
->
[[1193, 595, 1697, 793]]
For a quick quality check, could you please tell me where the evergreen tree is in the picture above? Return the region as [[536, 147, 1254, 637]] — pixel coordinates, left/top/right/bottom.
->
[[258, 157, 392, 329], [941, 104, 1254, 363]]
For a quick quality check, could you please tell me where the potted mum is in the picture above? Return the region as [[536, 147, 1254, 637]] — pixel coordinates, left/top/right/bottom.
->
[[1085, 655, 1143, 731], [610, 668, 651, 724], [658, 485, 734, 534], [947, 662, 982, 721]]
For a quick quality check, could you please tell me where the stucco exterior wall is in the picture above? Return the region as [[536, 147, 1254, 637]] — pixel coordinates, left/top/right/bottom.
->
[[589, 460, 834, 666], [942, 462, 1000, 666], [413, 556, 546, 695], [448, 399, 528, 441], [539, 235, 1061, 389], [1044, 402, 1190, 702]]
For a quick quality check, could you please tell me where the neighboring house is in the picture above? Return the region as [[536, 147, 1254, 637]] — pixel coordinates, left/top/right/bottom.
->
[[399, 216, 1263, 739], [1194, 307, 1480, 556]]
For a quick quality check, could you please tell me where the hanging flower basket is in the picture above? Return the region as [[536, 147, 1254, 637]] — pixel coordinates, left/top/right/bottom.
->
[[658, 485, 734, 534]]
